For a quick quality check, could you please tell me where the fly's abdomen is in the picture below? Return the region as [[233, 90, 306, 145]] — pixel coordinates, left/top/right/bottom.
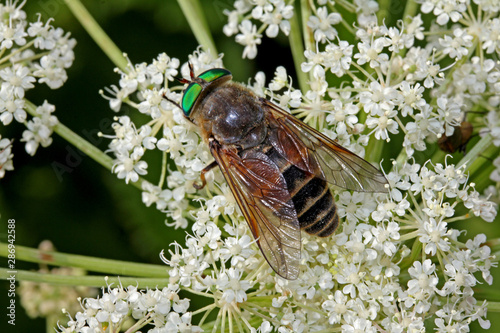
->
[[264, 145, 339, 237]]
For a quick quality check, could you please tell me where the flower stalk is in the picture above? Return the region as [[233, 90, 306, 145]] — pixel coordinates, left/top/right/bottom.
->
[[63, 0, 128, 71]]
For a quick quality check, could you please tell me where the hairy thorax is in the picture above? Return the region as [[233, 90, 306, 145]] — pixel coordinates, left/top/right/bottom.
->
[[192, 82, 268, 150]]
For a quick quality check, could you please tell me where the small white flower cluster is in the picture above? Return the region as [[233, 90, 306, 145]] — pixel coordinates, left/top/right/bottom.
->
[[160, 218, 256, 305], [104, 116, 154, 184], [22, 100, 59, 156], [0, 1, 75, 176], [58, 282, 201, 333], [223, 0, 294, 58]]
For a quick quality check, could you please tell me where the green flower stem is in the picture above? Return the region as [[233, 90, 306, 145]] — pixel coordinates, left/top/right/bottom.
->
[[25, 100, 145, 191], [471, 159, 496, 191], [288, 9, 309, 93], [487, 301, 500, 312], [488, 237, 500, 254], [376, 0, 391, 23], [431, 149, 447, 166], [403, 0, 420, 25], [176, 0, 217, 58], [457, 134, 492, 171], [365, 137, 386, 165], [400, 239, 422, 270], [0, 242, 167, 278], [0, 268, 169, 288], [63, 0, 128, 71], [300, 0, 314, 54]]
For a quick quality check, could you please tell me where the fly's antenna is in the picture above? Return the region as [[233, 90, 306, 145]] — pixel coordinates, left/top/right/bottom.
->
[[162, 92, 181, 110], [162, 63, 195, 109], [173, 62, 195, 84], [162, 62, 197, 111], [188, 62, 195, 80]]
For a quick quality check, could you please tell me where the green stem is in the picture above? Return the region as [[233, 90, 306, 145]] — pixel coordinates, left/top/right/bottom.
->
[[365, 137, 386, 165], [0, 242, 167, 277], [487, 301, 500, 312], [288, 8, 309, 93], [300, 0, 314, 54], [176, 0, 218, 58], [63, 0, 128, 71], [376, 0, 391, 24], [402, 0, 419, 25], [0, 268, 169, 288], [457, 134, 492, 171]]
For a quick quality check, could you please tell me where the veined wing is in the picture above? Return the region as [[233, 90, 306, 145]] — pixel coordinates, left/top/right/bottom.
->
[[209, 140, 301, 280], [263, 99, 389, 193]]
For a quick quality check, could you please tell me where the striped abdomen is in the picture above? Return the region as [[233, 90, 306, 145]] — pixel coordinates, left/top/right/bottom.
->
[[264, 145, 339, 237]]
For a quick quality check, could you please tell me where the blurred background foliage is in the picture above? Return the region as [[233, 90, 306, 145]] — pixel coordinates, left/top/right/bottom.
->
[[0, 0, 498, 331]]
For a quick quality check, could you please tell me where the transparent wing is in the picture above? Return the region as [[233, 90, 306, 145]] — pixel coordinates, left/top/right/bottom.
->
[[210, 140, 301, 280], [263, 99, 389, 193]]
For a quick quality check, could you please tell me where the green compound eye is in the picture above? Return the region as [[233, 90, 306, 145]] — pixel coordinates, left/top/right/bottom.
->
[[198, 68, 231, 83], [181, 82, 202, 116], [181, 68, 232, 117]]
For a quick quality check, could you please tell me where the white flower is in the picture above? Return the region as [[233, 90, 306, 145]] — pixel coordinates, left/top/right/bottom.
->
[[407, 259, 438, 295], [260, 0, 294, 38], [0, 19, 27, 49], [322, 290, 349, 324], [324, 41, 353, 77], [33, 55, 68, 89], [146, 52, 180, 84], [235, 20, 261, 59], [398, 81, 426, 117], [368, 221, 400, 256], [439, 259, 477, 296], [219, 234, 255, 266], [335, 263, 363, 298], [419, 217, 450, 256], [354, 38, 389, 68], [307, 7, 341, 43], [342, 317, 376, 333], [21, 101, 58, 156], [138, 88, 165, 119], [482, 17, 500, 54], [421, 0, 466, 25], [217, 267, 251, 305], [0, 87, 26, 125], [365, 110, 399, 141], [336, 191, 373, 223], [269, 66, 288, 91], [141, 181, 172, 210], [112, 148, 148, 183], [0, 64, 35, 98], [439, 28, 473, 60], [435, 96, 462, 137]]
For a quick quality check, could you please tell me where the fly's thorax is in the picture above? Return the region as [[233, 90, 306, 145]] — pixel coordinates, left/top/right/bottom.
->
[[192, 81, 267, 149]]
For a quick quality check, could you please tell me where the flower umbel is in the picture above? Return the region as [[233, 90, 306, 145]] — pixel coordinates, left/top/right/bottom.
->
[[57, 0, 500, 332], [0, 1, 76, 177]]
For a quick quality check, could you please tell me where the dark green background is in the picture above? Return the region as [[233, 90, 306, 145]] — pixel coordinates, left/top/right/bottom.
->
[[0, 0, 498, 331]]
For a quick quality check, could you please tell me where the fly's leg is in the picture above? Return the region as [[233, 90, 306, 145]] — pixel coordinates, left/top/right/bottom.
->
[[193, 161, 218, 190]]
